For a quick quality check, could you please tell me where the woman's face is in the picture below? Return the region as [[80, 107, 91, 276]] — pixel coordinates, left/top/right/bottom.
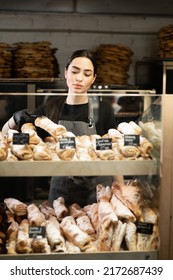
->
[[65, 57, 96, 94]]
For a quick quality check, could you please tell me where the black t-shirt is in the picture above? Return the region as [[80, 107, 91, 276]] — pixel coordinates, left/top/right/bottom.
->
[[35, 99, 116, 136]]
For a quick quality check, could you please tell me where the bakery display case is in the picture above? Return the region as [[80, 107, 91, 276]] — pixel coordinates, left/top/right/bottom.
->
[[0, 89, 170, 260]]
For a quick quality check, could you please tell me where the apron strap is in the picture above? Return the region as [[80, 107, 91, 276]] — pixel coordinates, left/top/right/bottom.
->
[[88, 96, 99, 127]]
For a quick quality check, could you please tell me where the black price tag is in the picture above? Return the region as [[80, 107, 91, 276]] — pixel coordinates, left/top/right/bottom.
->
[[135, 221, 153, 235], [124, 134, 140, 146], [59, 137, 76, 149], [29, 226, 46, 239], [96, 138, 112, 150], [13, 133, 29, 145]]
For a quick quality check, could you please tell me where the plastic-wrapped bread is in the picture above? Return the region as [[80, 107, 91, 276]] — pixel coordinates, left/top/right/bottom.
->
[[27, 203, 46, 226], [0, 132, 8, 160], [60, 216, 92, 251], [53, 197, 68, 221], [21, 122, 41, 145], [4, 198, 27, 216], [35, 116, 67, 137], [16, 219, 32, 254]]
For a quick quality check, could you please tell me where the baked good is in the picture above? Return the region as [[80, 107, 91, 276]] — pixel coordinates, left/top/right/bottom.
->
[[55, 147, 76, 161], [0, 132, 8, 160], [27, 203, 46, 226], [53, 197, 68, 221], [138, 136, 153, 158], [65, 240, 81, 253], [118, 121, 142, 135], [4, 198, 27, 216], [10, 143, 33, 160], [39, 200, 56, 219], [45, 216, 66, 251], [21, 122, 41, 145], [31, 238, 51, 254], [33, 143, 52, 160], [110, 194, 136, 222], [125, 222, 137, 251], [111, 221, 127, 251], [83, 203, 99, 232], [35, 116, 67, 137], [111, 182, 144, 219], [60, 216, 91, 250], [16, 219, 32, 254]]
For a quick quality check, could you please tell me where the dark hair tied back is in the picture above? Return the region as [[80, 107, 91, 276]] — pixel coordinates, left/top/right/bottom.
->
[[65, 49, 97, 75]]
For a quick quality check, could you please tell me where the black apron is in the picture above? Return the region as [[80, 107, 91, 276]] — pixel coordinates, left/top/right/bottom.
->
[[48, 98, 113, 207]]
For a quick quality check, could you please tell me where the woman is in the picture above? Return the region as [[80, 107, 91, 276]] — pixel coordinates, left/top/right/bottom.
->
[[2, 49, 118, 207]]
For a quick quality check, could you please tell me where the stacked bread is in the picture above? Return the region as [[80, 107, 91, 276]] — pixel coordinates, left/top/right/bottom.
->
[[158, 24, 173, 57], [2, 179, 159, 255], [95, 44, 133, 85], [12, 41, 60, 78], [0, 43, 13, 78], [0, 117, 154, 162]]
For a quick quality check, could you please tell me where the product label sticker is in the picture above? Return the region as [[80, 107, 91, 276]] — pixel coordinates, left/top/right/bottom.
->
[[135, 221, 153, 235], [29, 226, 46, 239], [59, 137, 76, 149], [96, 138, 112, 150], [13, 133, 29, 145], [124, 134, 140, 146]]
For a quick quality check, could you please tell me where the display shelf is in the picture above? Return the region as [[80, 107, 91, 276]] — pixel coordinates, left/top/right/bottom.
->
[[0, 250, 158, 260], [0, 159, 158, 177]]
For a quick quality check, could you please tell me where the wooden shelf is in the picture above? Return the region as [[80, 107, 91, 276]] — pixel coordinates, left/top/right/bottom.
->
[[0, 159, 158, 177]]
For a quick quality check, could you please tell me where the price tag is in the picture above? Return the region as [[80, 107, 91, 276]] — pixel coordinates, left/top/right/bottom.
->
[[135, 221, 153, 235], [96, 138, 112, 150], [13, 133, 29, 145], [29, 226, 46, 239], [59, 137, 76, 149], [124, 134, 140, 146]]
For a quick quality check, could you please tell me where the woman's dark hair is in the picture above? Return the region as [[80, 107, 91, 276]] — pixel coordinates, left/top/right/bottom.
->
[[44, 49, 97, 122], [65, 49, 97, 75]]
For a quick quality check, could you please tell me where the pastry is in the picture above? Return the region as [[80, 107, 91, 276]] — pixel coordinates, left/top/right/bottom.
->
[[60, 216, 91, 250], [27, 203, 46, 226], [53, 197, 68, 221], [4, 198, 27, 216], [110, 194, 136, 222], [35, 116, 67, 137]]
